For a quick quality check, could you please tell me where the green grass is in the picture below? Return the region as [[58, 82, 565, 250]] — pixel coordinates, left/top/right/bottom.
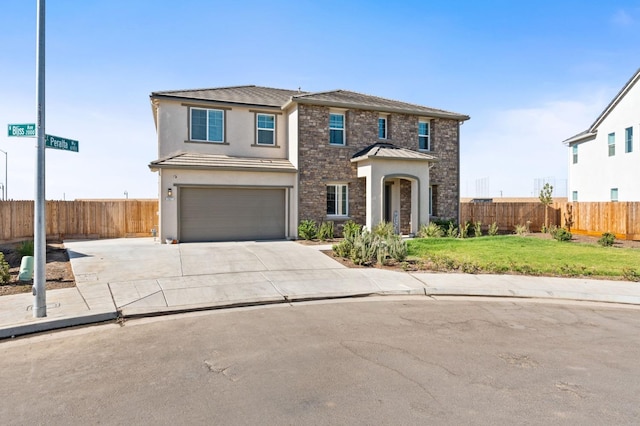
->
[[407, 236, 640, 280]]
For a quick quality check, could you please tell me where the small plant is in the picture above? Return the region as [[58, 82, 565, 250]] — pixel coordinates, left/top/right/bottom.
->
[[17, 240, 34, 257], [474, 221, 483, 238], [350, 230, 378, 266], [539, 182, 554, 231], [342, 220, 362, 242], [387, 235, 407, 262], [372, 221, 395, 238], [598, 232, 616, 247], [318, 221, 334, 241], [0, 253, 9, 284], [459, 221, 471, 239], [332, 239, 352, 258], [514, 224, 527, 236], [488, 222, 499, 236], [298, 220, 318, 240], [622, 267, 640, 282], [446, 222, 459, 238], [418, 222, 443, 238], [551, 227, 572, 242]]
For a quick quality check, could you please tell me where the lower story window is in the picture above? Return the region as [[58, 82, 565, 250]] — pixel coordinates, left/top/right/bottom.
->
[[611, 188, 619, 202], [572, 191, 578, 202], [327, 184, 348, 216]]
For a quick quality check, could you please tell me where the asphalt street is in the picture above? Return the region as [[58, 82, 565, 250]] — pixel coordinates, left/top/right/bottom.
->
[[2, 298, 639, 425]]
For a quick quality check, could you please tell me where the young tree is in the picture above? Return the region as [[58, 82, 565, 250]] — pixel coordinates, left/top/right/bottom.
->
[[539, 183, 553, 232]]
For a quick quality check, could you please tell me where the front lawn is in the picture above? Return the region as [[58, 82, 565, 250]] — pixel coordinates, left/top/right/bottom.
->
[[407, 236, 640, 280]]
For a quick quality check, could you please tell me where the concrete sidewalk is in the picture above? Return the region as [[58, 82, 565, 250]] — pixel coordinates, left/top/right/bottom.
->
[[2, 238, 640, 339]]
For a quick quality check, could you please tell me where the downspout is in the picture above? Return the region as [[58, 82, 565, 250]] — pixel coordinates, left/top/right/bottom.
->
[[457, 121, 461, 227]]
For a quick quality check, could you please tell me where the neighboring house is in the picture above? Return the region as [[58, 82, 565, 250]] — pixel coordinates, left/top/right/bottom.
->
[[564, 68, 640, 202], [149, 86, 469, 242]]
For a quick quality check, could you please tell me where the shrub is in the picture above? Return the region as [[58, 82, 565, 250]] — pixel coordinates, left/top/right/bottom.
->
[[446, 222, 459, 238], [372, 221, 395, 238], [514, 224, 527, 236], [0, 253, 9, 284], [387, 235, 407, 262], [598, 232, 616, 247], [332, 239, 352, 258], [474, 221, 483, 238], [318, 221, 334, 241], [418, 222, 443, 238], [298, 220, 318, 240], [350, 230, 377, 266], [551, 227, 572, 242], [17, 240, 34, 257], [342, 220, 362, 242], [488, 222, 499, 236], [623, 267, 640, 282], [460, 221, 471, 239]]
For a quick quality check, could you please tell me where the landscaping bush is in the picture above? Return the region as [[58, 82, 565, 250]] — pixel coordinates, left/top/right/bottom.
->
[[350, 230, 377, 266], [474, 221, 483, 238], [332, 239, 352, 258], [318, 221, 334, 241], [446, 222, 459, 238], [460, 221, 471, 238], [372, 221, 395, 238], [0, 253, 10, 284], [551, 227, 572, 242], [623, 267, 640, 282], [298, 220, 318, 240], [488, 222, 499, 236], [514, 224, 527, 236], [17, 240, 34, 257], [387, 235, 408, 262], [418, 222, 443, 238], [598, 232, 616, 247], [342, 220, 362, 242]]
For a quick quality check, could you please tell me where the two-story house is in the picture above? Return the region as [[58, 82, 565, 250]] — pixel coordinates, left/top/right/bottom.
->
[[564, 68, 640, 202], [149, 86, 469, 242]]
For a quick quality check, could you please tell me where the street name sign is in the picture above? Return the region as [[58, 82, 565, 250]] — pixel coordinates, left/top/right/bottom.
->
[[8, 123, 36, 137], [45, 134, 79, 152]]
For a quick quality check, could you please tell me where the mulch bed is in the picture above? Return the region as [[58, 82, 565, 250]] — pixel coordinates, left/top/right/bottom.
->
[[0, 241, 76, 296]]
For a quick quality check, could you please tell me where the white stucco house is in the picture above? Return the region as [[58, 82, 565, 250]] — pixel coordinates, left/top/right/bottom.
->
[[564, 68, 640, 202], [148, 86, 469, 243]]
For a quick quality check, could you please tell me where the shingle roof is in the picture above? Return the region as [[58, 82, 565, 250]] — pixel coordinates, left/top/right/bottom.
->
[[149, 153, 297, 172], [351, 143, 437, 162], [292, 90, 469, 120], [151, 85, 305, 108], [150, 85, 469, 120]]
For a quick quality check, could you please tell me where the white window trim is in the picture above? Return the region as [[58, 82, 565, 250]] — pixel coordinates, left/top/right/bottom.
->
[[608, 132, 615, 157], [572, 145, 578, 164], [625, 126, 633, 153], [329, 113, 346, 146], [378, 116, 387, 140], [419, 120, 430, 151], [572, 191, 578, 202], [190, 107, 225, 143], [611, 188, 619, 202], [327, 184, 348, 217], [256, 113, 276, 146]]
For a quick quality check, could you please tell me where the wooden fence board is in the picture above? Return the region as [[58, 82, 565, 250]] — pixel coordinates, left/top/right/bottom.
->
[[460, 202, 560, 233], [0, 200, 158, 242]]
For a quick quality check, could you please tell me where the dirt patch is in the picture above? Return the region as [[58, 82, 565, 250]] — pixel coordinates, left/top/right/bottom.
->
[[0, 241, 76, 296]]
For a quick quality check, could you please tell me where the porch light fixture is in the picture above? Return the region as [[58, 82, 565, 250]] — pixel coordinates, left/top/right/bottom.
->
[[167, 188, 173, 197]]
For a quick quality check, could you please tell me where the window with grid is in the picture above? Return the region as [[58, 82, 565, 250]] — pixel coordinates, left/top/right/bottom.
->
[[329, 113, 345, 145], [190, 108, 224, 142], [327, 184, 348, 216], [625, 127, 633, 153], [608, 132, 615, 156], [378, 117, 387, 139], [419, 121, 430, 150], [256, 113, 275, 145]]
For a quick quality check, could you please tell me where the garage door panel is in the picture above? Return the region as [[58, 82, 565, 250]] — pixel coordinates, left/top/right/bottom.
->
[[180, 187, 285, 242]]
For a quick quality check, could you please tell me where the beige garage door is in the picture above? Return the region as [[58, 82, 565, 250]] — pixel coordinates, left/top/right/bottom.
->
[[180, 187, 286, 242]]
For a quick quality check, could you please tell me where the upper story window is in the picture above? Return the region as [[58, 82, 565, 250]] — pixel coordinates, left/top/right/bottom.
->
[[329, 113, 345, 145], [256, 113, 275, 145], [611, 188, 619, 202], [191, 108, 224, 143], [378, 117, 387, 139], [418, 120, 430, 150], [572, 145, 578, 164], [625, 127, 633, 153], [327, 184, 348, 216], [608, 132, 615, 156], [572, 191, 578, 201]]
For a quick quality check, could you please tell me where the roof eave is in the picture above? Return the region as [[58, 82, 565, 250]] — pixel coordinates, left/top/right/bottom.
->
[[562, 131, 596, 146], [351, 155, 439, 163], [293, 98, 469, 121], [149, 93, 284, 110], [588, 68, 640, 132], [148, 163, 297, 173]]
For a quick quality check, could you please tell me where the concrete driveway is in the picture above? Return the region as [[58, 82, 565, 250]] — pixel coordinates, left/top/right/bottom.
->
[[65, 239, 426, 316]]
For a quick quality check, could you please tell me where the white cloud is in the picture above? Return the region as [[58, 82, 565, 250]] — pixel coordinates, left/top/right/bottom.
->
[[460, 91, 610, 198], [611, 9, 635, 27]]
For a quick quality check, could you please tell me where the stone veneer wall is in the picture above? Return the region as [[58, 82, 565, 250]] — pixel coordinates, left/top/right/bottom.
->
[[296, 104, 460, 234]]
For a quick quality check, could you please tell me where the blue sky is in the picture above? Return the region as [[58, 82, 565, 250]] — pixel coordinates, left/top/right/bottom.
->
[[1, 0, 639, 200]]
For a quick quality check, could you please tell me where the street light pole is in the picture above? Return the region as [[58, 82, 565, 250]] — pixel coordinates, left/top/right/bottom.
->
[[0, 149, 7, 200]]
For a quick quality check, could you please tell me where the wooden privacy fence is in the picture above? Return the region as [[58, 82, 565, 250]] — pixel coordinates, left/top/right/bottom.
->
[[460, 201, 561, 233], [560, 202, 640, 241], [0, 200, 158, 242]]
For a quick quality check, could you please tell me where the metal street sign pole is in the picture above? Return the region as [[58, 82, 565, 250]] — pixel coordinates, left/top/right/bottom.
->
[[0, 149, 7, 200], [34, 0, 46, 318]]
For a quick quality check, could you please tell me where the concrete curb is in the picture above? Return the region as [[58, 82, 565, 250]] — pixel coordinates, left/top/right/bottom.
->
[[0, 311, 118, 340]]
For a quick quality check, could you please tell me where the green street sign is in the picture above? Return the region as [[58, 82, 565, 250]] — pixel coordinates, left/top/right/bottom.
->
[[8, 123, 36, 137], [45, 134, 79, 152]]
